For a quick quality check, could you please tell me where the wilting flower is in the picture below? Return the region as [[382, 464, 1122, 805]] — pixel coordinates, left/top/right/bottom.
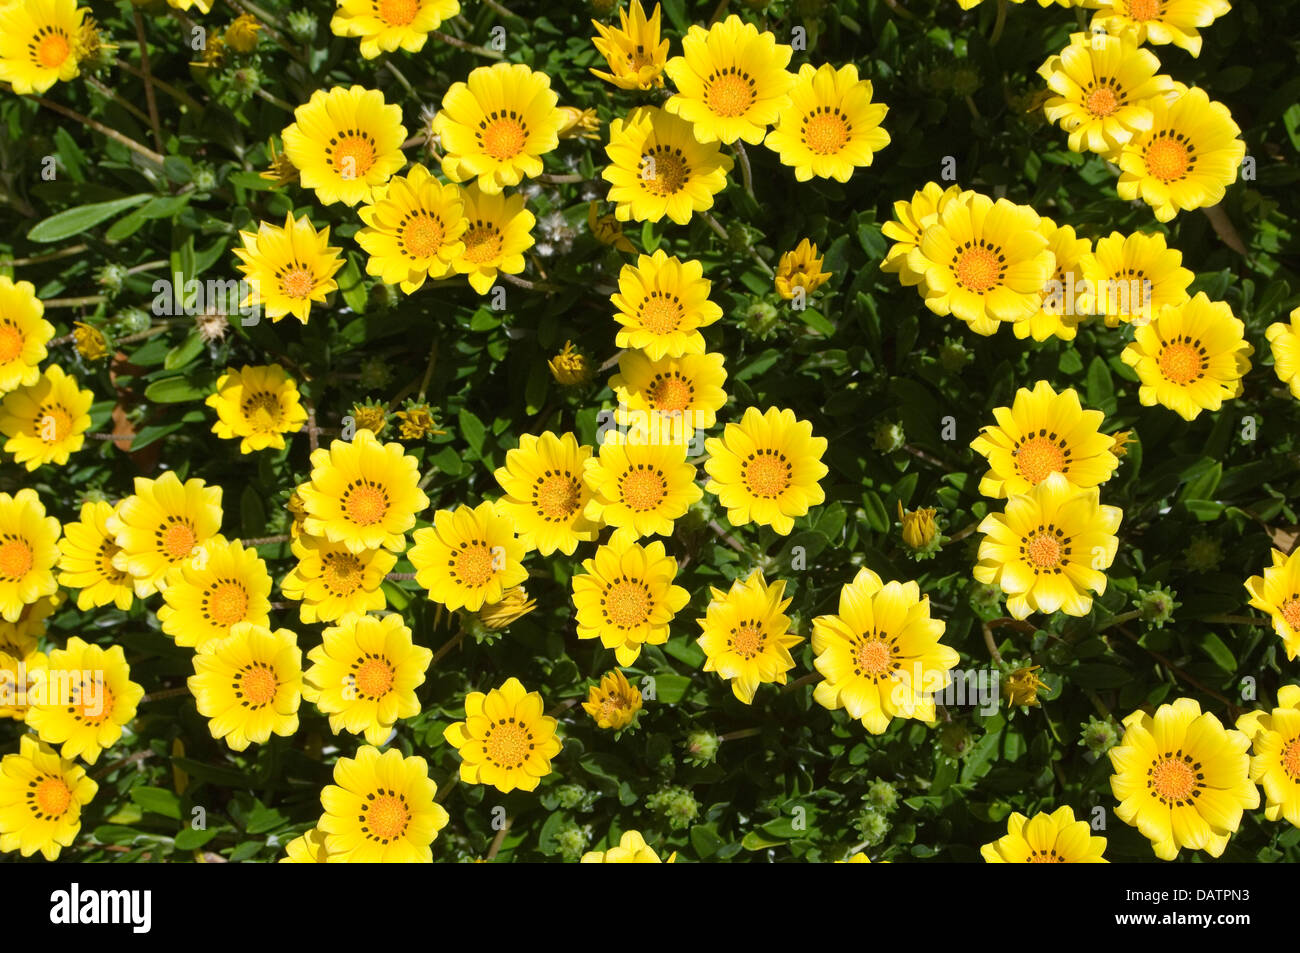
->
[[72, 322, 108, 361], [774, 240, 831, 300], [1004, 665, 1049, 708], [224, 13, 262, 52], [549, 341, 594, 387], [477, 586, 537, 630], [583, 670, 643, 730]]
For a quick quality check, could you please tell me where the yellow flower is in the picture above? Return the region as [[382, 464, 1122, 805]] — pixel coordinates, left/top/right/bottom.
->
[[1236, 685, 1300, 828], [1091, 0, 1232, 58], [452, 183, 537, 294], [582, 431, 702, 541], [590, 0, 668, 90], [1265, 307, 1300, 400], [281, 533, 396, 625], [356, 163, 467, 294], [881, 183, 970, 287], [610, 349, 728, 438], [72, 321, 108, 361], [557, 106, 600, 140], [602, 105, 734, 225], [280, 827, 330, 863], [330, 0, 458, 59], [0, 735, 96, 861], [549, 341, 593, 387], [587, 201, 636, 253], [205, 363, 309, 453], [1121, 293, 1252, 421], [765, 63, 889, 182], [1004, 665, 1049, 707], [477, 585, 537, 630], [697, 569, 800, 703], [166, 0, 213, 13], [57, 501, 139, 611], [27, 637, 144, 764], [703, 405, 828, 536], [158, 538, 273, 650], [974, 472, 1122, 620], [774, 239, 831, 300], [443, 677, 562, 793], [233, 211, 345, 324], [349, 401, 388, 438], [1245, 548, 1300, 661], [493, 431, 602, 556], [0, 648, 41, 721], [0, 276, 54, 395], [811, 568, 958, 734], [281, 85, 408, 207], [612, 250, 722, 360], [1110, 430, 1135, 457], [260, 137, 298, 187], [980, 806, 1107, 863], [303, 613, 432, 746], [571, 537, 689, 666], [318, 744, 448, 862], [106, 472, 224, 596], [409, 500, 528, 612], [1081, 230, 1192, 328], [188, 622, 303, 752], [1018, 219, 1093, 342], [581, 829, 674, 863], [0, 363, 92, 471], [969, 380, 1119, 499], [394, 402, 442, 440], [224, 12, 261, 52], [0, 595, 56, 659], [583, 669, 643, 730], [190, 33, 225, 69], [1110, 697, 1258, 860], [0, 488, 61, 622], [663, 15, 794, 145], [898, 501, 938, 550], [0, 0, 85, 95]]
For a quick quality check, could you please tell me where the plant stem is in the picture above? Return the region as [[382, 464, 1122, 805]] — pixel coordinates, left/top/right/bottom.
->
[[25, 93, 165, 166], [432, 30, 505, 59], [1, 244, 88, 267], [485, 816, 512, 860], [733, 141, 756, 202], [990, 0, 1008, 46], [430, 629, 466, 666], [133, 8, 166, 154]]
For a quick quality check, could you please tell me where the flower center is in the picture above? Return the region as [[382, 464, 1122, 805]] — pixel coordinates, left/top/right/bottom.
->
[[79, 680, 115, 726], [480, 115, 528, 161], [0, 538, 34, 579], [1015, 435, 1067, 484], [333, 135, 377, 179], [241, 391, 282, 431], [0, 325, 24, 362], [344, 483, 389, 526], [954, 245, 1004, 293], [854, 638, 892, 676], [1085, 85, 1120, 117], [1127, 0, 1162, 21], [1027, 849, 1063, 863], [98, 540, 127, 583], [354, 656, 395, 699], [605, 578, 652, 628], [485, 721, 531, 768], [452, 543, 496, 588], [1280, 737, 1300, 781], [462, 223, 503, 264], [206, 581, 249, 627], [648, 373, 693, 413], [33, 776, 72, 817], [643, 148, 687, 196], [637, 292, 684, 335], [743, 450, 792, 499], [803, 110, 850, 155], [705, 71, 756, 118], [37, 32, 71, 70], [37, 405, 72, 443], [1158, 339, 1205, 385], [533, 472, 581, 521], [378, 0, 418, 26], [160, 522, 197, 561], [240, 664, 279, 708], [366, 794, 410, 840], [1149, 755, 1198, 804], [1145, 137, 1191, 183], [1026, 533, 1063, 569], [322, 551, 363, 592], [730, 622, 765, 660], [280, 267, 316, 299], [402, 214, 446, 259], [620, 466, 668, 511], [600, 695, 628, 720]]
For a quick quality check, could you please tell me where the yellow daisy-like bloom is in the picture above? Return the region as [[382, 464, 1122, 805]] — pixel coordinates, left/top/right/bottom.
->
[[0, 363, 92, 471], [1265, 307, 1300, 400], [158, 538, 273, 650], [1245, 549, 1300, 661], [1110, 697, 1258, 860], [72, 321, 108, 362], [0, 276, 53, 395], [1082, 230, 1192, 328], [811, 568, 959, 735], [602, 105, 734, 225], [612, 250, 722, 360], [697, 570, 801, 704], [969, 380, 1119, 499], [0, 649, 40, 721], [663, 14, 794, 145], [223, 13, 261, 52], [233, 211, 345, 325], [549, 341, 593, 388], [281, 85, 408, 207], [477, 585, 536, 630], [581, 829, 674, 863], [774, 239, 832, 301], [205, 363, 308, 454], [571, 537, 689, 666], [588, 200, 637, 253], [610, 349, 728, 439], [299, 429, 429, 554], [582, 669, 643, 730], [590, 0, 669, 90], [434, 62, 563, 195], [1120, 292, 1252, 421], [1018, 219, 1093, 342], [330, 0, 459, 59], [57, 501, 140, 611], [494, 432, 602, 556], [1040, 32, 1176, 155], [107, 472, 224, 596], [356, 163, 467, 293], [973, 472, 1122, 620], [765, 63, 890, 182], [1115, 86, 1245, 223], [0, 595, 55, 659], [188, 622, 303, 752], [452, 183, 536, 295], [166, 0, 213, 13], [582, 432, 702, 541], [280, 827, 330, 863], [281, 533, 396, 625], [980, 806, 1108, 863], [1091, 0, 1231, 58], [1237, 686, 1300, 828], [0, 488, 60, 622], [0, 0, 85, 95], [0, 735, 96, 861], [318, 744, 448, 862], [303, 613, 433, 746], [881, 183, 971, 287], [27, 637, 144, 765], [409, 500, 528, 612], [443, 677, 562, 793], [703, 405, 828, 536]]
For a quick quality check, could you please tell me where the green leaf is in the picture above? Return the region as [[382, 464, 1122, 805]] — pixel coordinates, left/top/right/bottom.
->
[[145, 375, 211, 403], [27, 194, 152, 243], [131, 786, 182, 820]]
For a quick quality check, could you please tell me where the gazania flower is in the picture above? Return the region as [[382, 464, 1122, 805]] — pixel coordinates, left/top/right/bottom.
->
[[0, 488, 60, 622], [703, 406, 828, 536], [1115, 86, 1245, 223], [581, 829, 674, 863], [602, 106, 733, 225], [303, 613, 432, 746], [27, 637, 144, 765], [549, 341, 593, 388], [881, 183, 971, 287], [610, 349, 728, 439], [57, 501, 140, 611], [280, 828, 330, 863], [452, 183, 536, 294], [1120, 293, 1252, 421], [1082, 230, 1192, 327], [588, 200, 637, 253], [1017, 220, 1093, 342], [811, 568, 958, 734], [434, 62, 563, 195], [107, 472, 224, 596], [330, 0, 459, 59], [973, 473, 1122, 620], [0, 649, 40, 721], [158, 539, 274, 650], [590, 0, 669, 90], [356, 163, 467, 293], [494, 431, 601, 556], [582, 432, 702, 540], [299, 429, 429, 554], [0, 596, 55, 659], [1091, 0, 1232, 58], [281, 533, 396, 624], [612, 250, 722, 360], [1245, 549, 1300, 661], [1110, 697, 1257, 860], [571, 537, 689, 666], [1265, 307, 1300, 400], [0, 364, 91, 471], [477, 586, 536, 630], [410, 501, 528, 612], [765, 63, 890, 182], [188, 622, 302, 752], [980, 806, 1108, 863], [697, 570, 800, 703], [281, 85, 408, 207], [969, 380, 1119, 499], [205, 364, 308, 453], [583, 669, 643, 730], [0, 0, 85, 95], [774, 239, 831, 300], [0, 735, 96, 861], [233, 211, 344, 324], [663, 15, 794, 145], [1236, 686, 1300, 828], [0, 276, 53, 395], [443, 677, 562, 793], [318, 744, 448, 862]]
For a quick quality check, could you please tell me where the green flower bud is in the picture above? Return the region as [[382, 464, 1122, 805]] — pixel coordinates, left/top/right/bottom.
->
[[286, 10, 318, 41], [938, 338, 971, 373], [1185, 535, 1222, 573], [1079, 715, 1120, 757], [111, 307, 152, 336], [1136, 585, 1177, 628], [95, 263, 128, 295], [359, 356, 394, 390], [939, 721, 972, 758], [553, 821, 591, 862], [872, 420, 905, 453], [855, 806, 890, 846], [866, 780, 899, 814], [553, 783, 589, 811], [684, 729, 720, 766], [742, 299, 780, 339], [647, 786, 699, 831]]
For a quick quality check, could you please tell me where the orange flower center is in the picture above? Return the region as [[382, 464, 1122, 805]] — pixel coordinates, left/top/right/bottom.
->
[[0, 325, 23, 362], [402, 214, 445, 259], [1281, 737, 1300, 781], [79, 681, 115, 726], [854, 638, 892, 676], [240, 664, 279, 707], [533, 472, 581, 521], [648, 373, 693, 413], [462, 223, 504, 264], [34, 776, 72, 817], [643, 148, 687, 196], [344, 483, 389, 526], [605, 579, 652, 628], [485, 721, 531, 768], [322, 551, 363, 592], [742, 450, 792, 499], [280, 267, 316, 299], [0, 538, 33, 579], [366, 794, 410, 840], [1144, 137, 1191, 183], [241, 391, 282, 431], [37, 405, 73, 444], [1126, 0, 1162, 21], [206, 581, 249, 627], [637, 292, 684, 334], [1149, 756, 1196, 803], [354, 657, 395, 698], [730, 623, 765, 660], [620, 466, 668, 511], [803, 110, 850, 155], [37, 32, 71, 70], [333, 135, 377, 179], [1015, 435, 1066, 484], [481, 116, 528, 161], [161, 522, 198, 561], [1026, 533, 1063, 569], [378, 0, 419, 26], [1158, 340, 1204, 385], [1027, 849, 1063, 863], [1085, 86, 1119, 118], [452, 543, 497, 587], [954, 245, 1004, 293], [705, 71, 756, 118]]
